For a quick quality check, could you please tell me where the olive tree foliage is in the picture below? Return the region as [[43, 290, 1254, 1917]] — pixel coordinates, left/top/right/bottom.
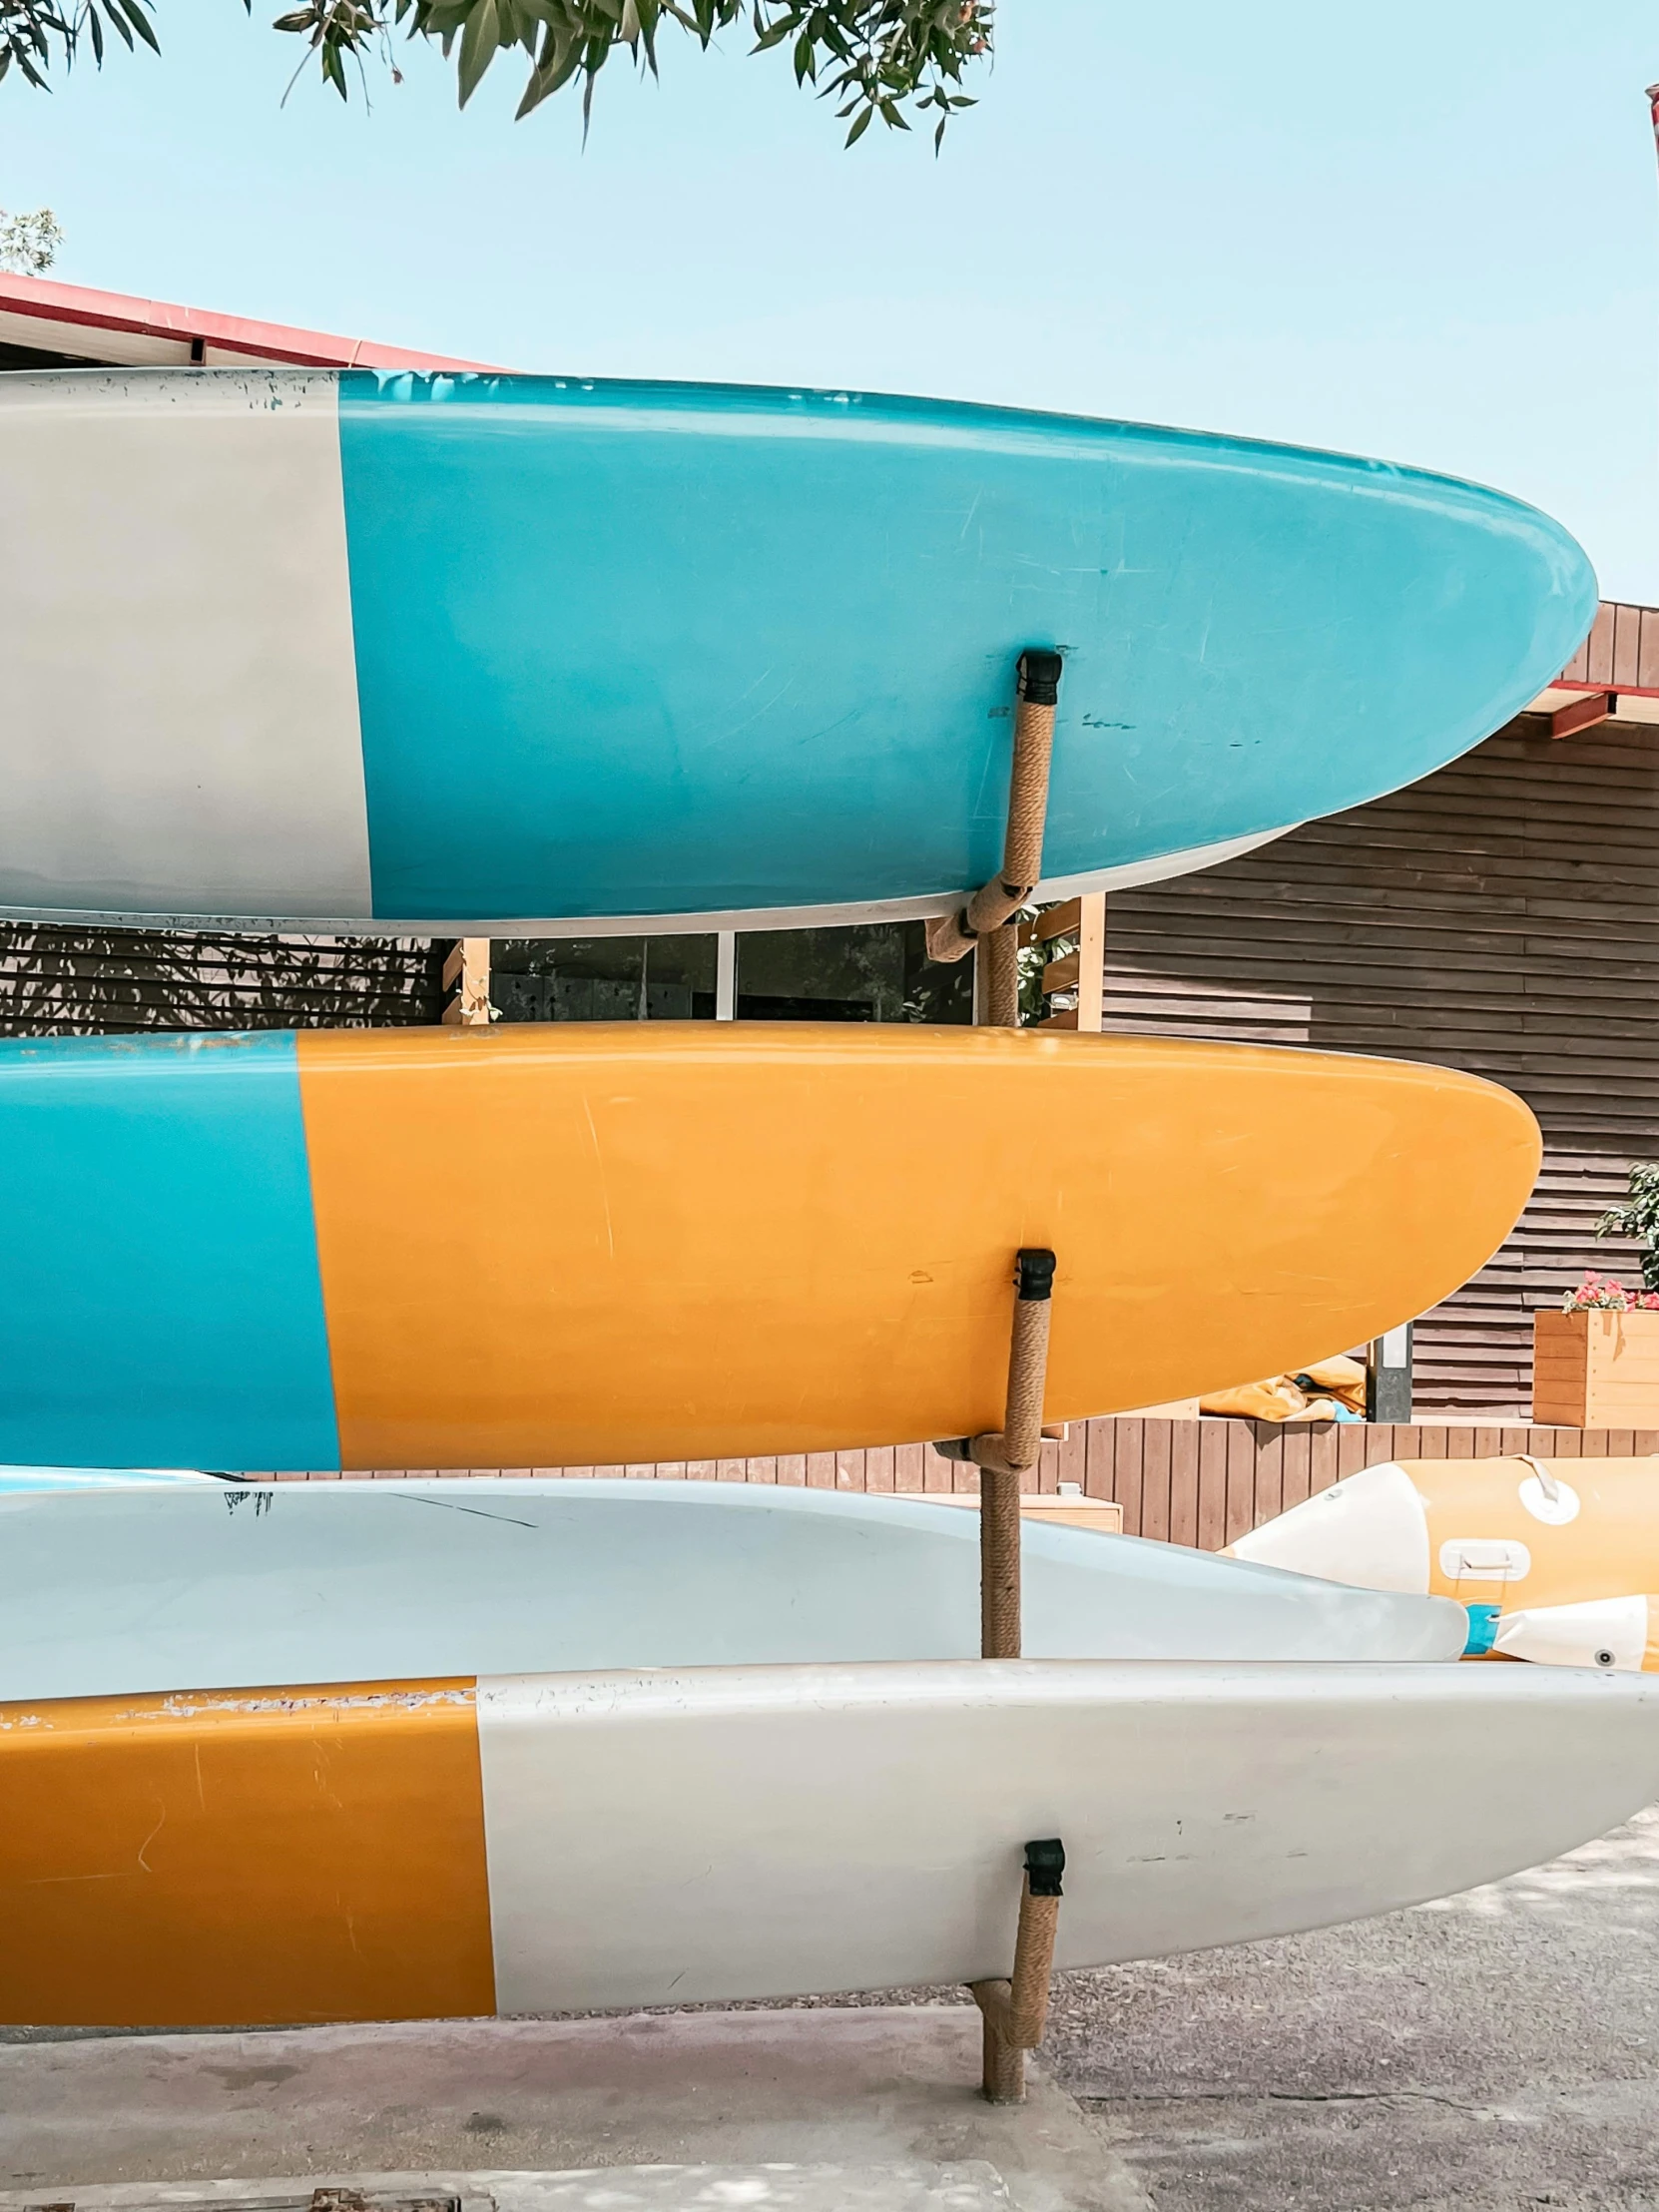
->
[[1, 0, 992, 146], [0, 203, 62, 270], [1, 0, 155, 88]]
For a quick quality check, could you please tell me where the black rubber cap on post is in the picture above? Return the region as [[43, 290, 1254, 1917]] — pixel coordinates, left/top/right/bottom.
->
[[1025, 1838, 1066, 1897], [1015, 1248, 1057, 1303], [1018, 649, 1064, 708]]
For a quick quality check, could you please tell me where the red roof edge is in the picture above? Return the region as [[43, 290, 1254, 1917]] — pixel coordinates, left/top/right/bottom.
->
[[0, 271, 503, 373]]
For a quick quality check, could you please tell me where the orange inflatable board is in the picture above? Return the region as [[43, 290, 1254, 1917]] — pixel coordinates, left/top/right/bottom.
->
[[1232, 1455, 1659, 1651], [1492, 1594, 1659, 1672], [0, 1024, 1539, 1468]]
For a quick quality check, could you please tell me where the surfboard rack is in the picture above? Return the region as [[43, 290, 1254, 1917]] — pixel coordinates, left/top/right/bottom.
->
[[970, 1835, 1067, 2104], [934, 1251, 1065, 2099], [931, 1246, 1057, 1658], [924, 650, 1064, 1026]]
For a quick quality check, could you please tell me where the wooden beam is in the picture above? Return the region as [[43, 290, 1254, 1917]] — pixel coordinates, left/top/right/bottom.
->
[[1551, 691, 1614, 740], [442, 937, 493, 1027], [1036, 894, 1105, 1026], [1035, 898, 1081, 942], [1074, 892, 1106, 1032]]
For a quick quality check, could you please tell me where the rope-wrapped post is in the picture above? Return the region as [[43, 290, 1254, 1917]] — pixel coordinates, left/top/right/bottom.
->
[[975, 1246, 1055, 1657], [970, 1838, 1066, 2105], [926, 650, 1064, 968], [977, 920, 1022, 1030], [925, 1248, 1057, 1657]]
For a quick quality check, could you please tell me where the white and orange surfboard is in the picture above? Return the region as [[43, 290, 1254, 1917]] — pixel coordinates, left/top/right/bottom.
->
[[2, 1657, 1655, 2029]]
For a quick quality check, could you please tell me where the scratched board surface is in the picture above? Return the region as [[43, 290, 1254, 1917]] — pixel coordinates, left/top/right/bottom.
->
[[0, 368, 1596, 930]]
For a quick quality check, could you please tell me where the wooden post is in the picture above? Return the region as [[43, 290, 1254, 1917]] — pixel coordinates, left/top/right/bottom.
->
[[926, 652, 1063, 967], [1035, 892, 1105, 1030], [441, 938, 493, 1027], [1075, 891, 1105, 1032], [977, 921, 1022, 1030], [929, 1248, 1056, 1650], [716, 932, 738, 1021], [970, 1837, 1066, 2104]]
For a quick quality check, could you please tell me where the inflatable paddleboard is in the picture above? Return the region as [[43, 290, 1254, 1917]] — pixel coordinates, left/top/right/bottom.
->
[[0, 1479, 1467, 1703], [0, 1024, 1539, 1469], [3, 1657, 1653, 2027], [1493, 1594, 1659, 1672], [0, 369, 1594, 933], [1231, 1456, 1659, 1628]]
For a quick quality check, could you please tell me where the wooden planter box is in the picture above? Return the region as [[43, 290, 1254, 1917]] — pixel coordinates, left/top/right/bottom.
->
[[1533, 1309, 1659, 1426]]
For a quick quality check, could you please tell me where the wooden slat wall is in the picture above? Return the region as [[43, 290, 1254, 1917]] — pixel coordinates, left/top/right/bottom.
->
[[269, 1417, 1659, 1547], [1099, 712, 1659, 1416], [1560, 599, 1659, 689], [0, 926, 443, 1032]]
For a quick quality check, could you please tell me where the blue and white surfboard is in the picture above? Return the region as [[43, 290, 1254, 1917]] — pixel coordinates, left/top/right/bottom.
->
[[0, 368, 1595, 934]]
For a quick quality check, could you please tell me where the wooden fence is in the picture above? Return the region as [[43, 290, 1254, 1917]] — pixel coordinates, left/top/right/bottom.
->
[[1097, 705, 1659, 1419], [271, 1416, 1659, 1548]]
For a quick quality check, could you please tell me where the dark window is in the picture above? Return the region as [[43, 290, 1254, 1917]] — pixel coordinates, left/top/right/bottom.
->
[[491, 923, 972, 1024]]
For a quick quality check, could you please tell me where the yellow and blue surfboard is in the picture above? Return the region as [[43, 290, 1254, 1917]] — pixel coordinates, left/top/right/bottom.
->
[[0, 1023, 1539, 1470]]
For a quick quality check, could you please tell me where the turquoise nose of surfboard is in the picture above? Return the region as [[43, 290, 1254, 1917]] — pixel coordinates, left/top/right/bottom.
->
[[1493, 1596, 1659, 1672], [1226, 1463, 1431, 1593]]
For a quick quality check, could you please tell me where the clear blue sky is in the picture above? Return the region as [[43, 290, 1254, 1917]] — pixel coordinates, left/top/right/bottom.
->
[[6, 0, 1659, 600]]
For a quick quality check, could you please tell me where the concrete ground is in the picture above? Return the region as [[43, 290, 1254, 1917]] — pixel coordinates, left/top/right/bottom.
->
[[1045, 1805, 1659, 2211], [0, 2164, 1028, 2212], [0, 2006, 1144, 2212], [6, 1809, 1659, 2211]]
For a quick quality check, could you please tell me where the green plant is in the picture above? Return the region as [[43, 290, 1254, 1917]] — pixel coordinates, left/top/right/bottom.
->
[[1016, 906, 1050, 1024], [1595, 1162, 1659, 1293], [1, 0, 153, 90], [3, 0, 992, 150]]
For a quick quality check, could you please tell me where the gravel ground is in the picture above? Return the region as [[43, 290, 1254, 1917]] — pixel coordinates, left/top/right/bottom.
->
[[1039, 1805, 1659, 2211]]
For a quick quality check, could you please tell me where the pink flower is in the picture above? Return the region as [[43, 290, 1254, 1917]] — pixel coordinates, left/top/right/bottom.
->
[[1563, 1269, 1637, 1313]]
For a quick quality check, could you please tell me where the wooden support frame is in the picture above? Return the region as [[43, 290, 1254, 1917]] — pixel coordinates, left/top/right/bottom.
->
[[441, 938, 494, 1028], [926, 652, 1063, 982], [1551, 691, 1614, 740], [970, 1838, 1067, 2104], [1036, 892, 1105, 1031], [931, 1247, 1058, 1653], [935, 1258, 1065, 2103]]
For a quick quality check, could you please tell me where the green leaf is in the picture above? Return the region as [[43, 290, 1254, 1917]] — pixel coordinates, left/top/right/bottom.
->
[[455, 0, 501, 102], [0, 0, 993, 146], [110, 0, 160, 52]]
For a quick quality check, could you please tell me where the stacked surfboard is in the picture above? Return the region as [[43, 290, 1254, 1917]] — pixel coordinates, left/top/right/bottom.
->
[[1, 365, 1656, 2031]]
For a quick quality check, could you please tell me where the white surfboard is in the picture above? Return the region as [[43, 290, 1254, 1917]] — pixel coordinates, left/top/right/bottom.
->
[[5, 1657, 1656, 2025], [0, 1477, 1467, 1702], [476, 1659, 1659, 2008]]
